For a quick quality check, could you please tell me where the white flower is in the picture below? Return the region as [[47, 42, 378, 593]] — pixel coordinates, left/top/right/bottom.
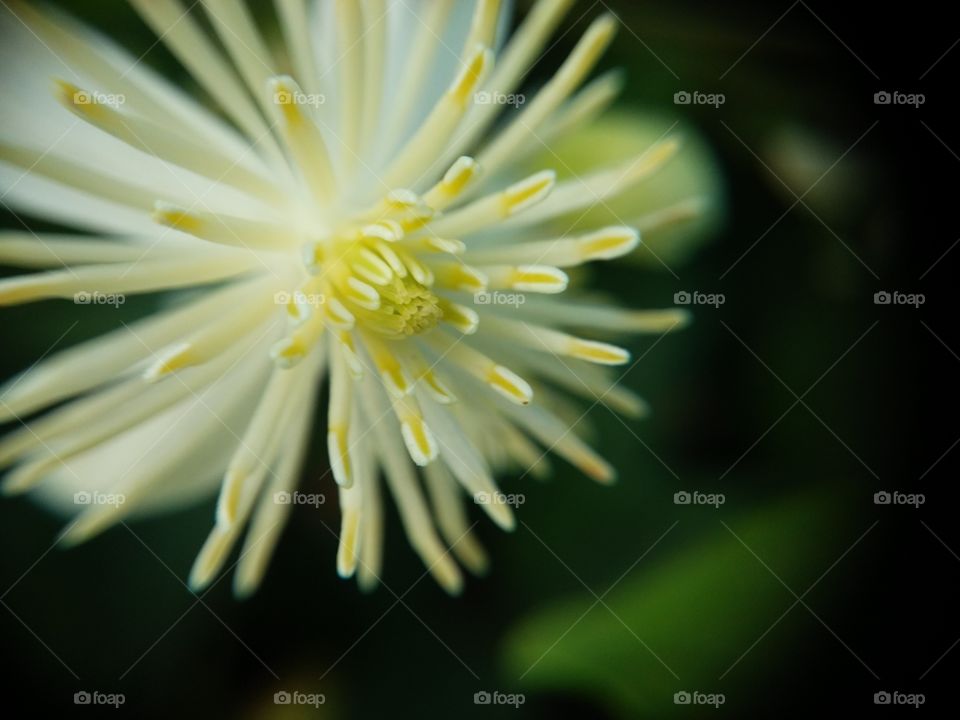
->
[[0, 0, 693, 596]]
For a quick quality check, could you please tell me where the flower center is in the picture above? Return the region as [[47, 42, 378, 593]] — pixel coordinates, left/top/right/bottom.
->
[[317, 229, 443, 338], [371, 272, 442, 337], [270, 217, 444, 368]]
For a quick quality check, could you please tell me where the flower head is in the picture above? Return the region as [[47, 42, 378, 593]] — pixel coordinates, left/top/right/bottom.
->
[[0, 0, 693, 596]]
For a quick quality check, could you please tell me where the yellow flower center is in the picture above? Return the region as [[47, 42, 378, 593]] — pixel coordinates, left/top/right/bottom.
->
[[269, 218, 445, 371], [369, 272, 442, 337], [320, 229, 443, 337]]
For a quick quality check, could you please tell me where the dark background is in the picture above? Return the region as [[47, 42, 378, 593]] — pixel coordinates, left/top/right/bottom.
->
[[1, 0, 956, 717]]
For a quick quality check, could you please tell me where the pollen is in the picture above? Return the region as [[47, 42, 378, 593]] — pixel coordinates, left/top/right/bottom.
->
[[374, 275, 442, 337], [334, 235, 444, 339]]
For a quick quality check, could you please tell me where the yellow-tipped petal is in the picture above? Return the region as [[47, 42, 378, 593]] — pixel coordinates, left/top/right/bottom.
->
[[483, 265, 568, 293], [432, 263, 488, 293], [143, 341, 194, 381], [578, 226, 641, 261], [438, 299, 479, 334], [328, 428, 353, 487], [336, 507, 361, 578], [422, 371, 456, 404], [400, 415, 438, 467], [464, 226, 639, 268], [487, 365, 533, 405], [568, 339, 631, 365], [341, 277, 381, 310], [504, 170, 556, 214], [152, 203, 204, 235], [216, 468, 245, 527], [423, 156, 480, 210], [428, 169, 556, 238], [365, 337, 411, 397], [452, 44, 493, 107]]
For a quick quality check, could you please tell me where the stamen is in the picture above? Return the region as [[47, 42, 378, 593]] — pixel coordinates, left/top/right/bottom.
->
[[270, 313, 324, 368], [364, 334, 412, 397], [438, 299, 479, 334], [481, 264, 568, 293], [397, 346, 457, 404], [396, 396, 438, 467], [405, 236, 467, 256], [465, 226, 639, 267], [428, 170, 556, 237], [327, 350, 353, 487], [381, 45, 492, 189], [336, 331, 365, 379], [0, 141, 160, 211], [483, 317, 631, 366], [268, 76, 337, 205], [431, 263, 488, 293], [153, 202, 297, 251], [487, 365, 534, 405], [423, 156, 479, 210], [424, 335, 532, 406], [53, 80, 282, 204], [325, 297, 356, 330], [475, 14, 618, 179], [505, 137, 681, 228], [336, 484, 362, 578]]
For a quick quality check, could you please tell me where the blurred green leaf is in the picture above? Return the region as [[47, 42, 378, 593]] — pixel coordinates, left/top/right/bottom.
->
[[501, 490, 846, 717]]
